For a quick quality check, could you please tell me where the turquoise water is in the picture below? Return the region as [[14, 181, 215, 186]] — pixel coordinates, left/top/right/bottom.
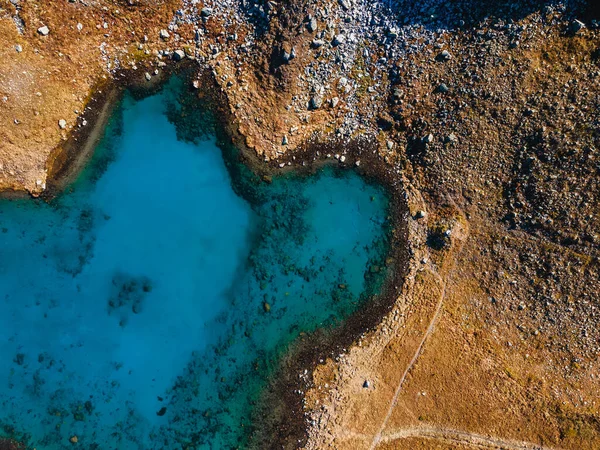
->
[[0, 79, 390, 449]]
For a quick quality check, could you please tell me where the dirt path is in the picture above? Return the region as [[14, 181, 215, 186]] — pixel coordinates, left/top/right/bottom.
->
[[368, 271, 447, 450], [380, 425, 560, 450], [369, 214, 469, 450]]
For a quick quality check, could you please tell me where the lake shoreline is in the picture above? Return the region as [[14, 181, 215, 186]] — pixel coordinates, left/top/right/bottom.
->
[[1, 64, 415, 450]]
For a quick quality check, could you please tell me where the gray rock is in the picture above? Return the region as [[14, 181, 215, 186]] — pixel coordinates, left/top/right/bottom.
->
[[159, 29, 170, 40], [437, 83, 449, 93], [37, 26, 49, 36], [309, 96, 323, 110], [282, 135, 288, 145], [569, 20, 585, 35], [339, 0, 351, 11], [201, 7, 212, 17], [436, 50, 452, 61], [307, 17, 318, 32], [423, 133, 434, 144], [173, 50, 185, 61], [58, 119, 67, 129], [332, 34, 345, 46], [282, 48, 295, 62], [311, 39, 325, 48], [331, 97, 339, 108], [445, 133, 458, 143]]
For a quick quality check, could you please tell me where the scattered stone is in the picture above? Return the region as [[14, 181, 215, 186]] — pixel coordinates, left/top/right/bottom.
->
[[332, 34, 345, 46], [423, 133, 434, 144], [437, 83, 449, 93], [201, 7, 212, 17], [445, 133, 458, 143], [159, 29, 170, 40], [415, 210, 426, 219], [37, 26, 50, 36], [436, 50, 452, 61], [77, 23, 83, 31], [309, 96, 323, 110], [282, 47, 295, 62], [311, 39, 325, 49], [69, 436, 78, 444], [144, 72, 152, 81], [569, 20, 585, 35], [156, 406, 167, 416], [331, 97, 339, 108], [386, 140, 394, 150], [282, 135, 288, 145], [340, 155, 346, 163], [339, 0, 351, 11], [58, 119, 67, 129], [14, 353, 24, 365], [173, 50, 185, 61], [263, 302, 271, 313], [307, 17, 318, 32], [15, 44, 22, 53], [363, 380, 370, 388]]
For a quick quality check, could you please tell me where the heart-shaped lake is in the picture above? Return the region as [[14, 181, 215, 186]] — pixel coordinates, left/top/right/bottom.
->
[[0, 77, 391, 449]]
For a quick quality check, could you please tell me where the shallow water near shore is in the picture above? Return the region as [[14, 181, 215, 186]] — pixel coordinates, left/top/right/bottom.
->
[[0, 78, 390, 449]]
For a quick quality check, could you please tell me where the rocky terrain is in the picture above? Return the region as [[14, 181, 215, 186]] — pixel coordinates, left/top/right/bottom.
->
[[1, 0, 600, 449]]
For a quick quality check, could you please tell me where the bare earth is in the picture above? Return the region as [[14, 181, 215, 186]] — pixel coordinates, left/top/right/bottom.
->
[[1, 0, 599, 449]]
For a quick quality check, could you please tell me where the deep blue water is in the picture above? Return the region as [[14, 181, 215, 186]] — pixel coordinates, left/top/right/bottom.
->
[[0, 78, 390, 449]]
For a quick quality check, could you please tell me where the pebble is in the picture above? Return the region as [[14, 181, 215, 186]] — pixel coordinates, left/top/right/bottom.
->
[[15, 44, 22, 53], [145, 72, 152, 81], [201, 7, 213, 17], [445, 133, 458, 143], [58, 119, 67, 129], [339, 0, 351, 11], [173, 50, 185, 61], [309, 96, 323, 110], [37, 26, 50, 36], [311, 39, 325, 49], [415, 210, 426, 219], [282, 135, 288, 145], [363, 380, 370, 388], [159, 29, 170, 40], [307, 18, 318, 33], [570, 20, 585, 35], [437, 83, 449, 93], [332, 34, 346, 46], [437, 50, 452, 61]]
